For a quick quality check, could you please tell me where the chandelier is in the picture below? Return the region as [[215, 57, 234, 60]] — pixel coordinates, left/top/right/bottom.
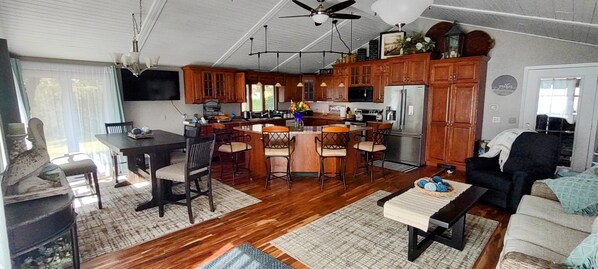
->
[[112, 0, 159, 77]]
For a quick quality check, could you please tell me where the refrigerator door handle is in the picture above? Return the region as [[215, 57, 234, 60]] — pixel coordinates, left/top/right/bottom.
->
[[398, 89, 404, 131], [401, 89, 407, 131]]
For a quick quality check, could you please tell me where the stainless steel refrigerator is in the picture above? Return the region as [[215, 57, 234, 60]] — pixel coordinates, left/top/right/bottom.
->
[[383, 85, 427, 166]]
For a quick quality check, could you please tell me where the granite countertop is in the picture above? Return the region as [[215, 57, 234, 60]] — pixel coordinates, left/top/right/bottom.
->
[[234, 124, 372, 134]]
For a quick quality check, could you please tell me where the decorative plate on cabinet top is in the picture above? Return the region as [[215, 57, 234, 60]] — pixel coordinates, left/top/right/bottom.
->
[[464, 30, 494, 56], [425, 21, 453, 53]]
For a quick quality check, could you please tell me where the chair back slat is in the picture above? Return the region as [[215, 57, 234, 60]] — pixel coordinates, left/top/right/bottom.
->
[[373, 123, 393, 146], [320, 126, 349, 150], [105, 122, 133, 134], [262, 126, 291, 150], [186, 135, 215, 180]]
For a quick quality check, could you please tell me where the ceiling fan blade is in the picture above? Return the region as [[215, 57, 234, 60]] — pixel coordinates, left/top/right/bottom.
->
[[279, 15, 312, 18], [292, 0, 315, 12], [329, 13, 361, 20], [325, 0, 355, 13]]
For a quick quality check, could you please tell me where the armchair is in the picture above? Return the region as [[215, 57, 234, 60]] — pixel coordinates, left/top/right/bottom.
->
[[465, 132, 560, 211]]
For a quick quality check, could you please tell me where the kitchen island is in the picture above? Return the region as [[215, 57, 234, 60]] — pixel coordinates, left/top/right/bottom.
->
[[233, 124, 372, 178]]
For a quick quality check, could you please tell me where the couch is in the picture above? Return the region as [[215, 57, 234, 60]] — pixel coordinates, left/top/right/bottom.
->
[[498, 181, 597, 268], [465, 132, 560, 211]]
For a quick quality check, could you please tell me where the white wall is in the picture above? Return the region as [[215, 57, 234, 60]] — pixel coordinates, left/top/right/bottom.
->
[[410, 19, 598, 139]]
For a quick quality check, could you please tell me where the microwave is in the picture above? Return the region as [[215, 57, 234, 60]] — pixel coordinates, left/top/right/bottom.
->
[[348, 86, 373, 102]]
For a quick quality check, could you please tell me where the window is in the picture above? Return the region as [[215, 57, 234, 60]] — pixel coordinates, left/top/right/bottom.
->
[[245, 84, 277, 112], [19, 61, 123, 176], [537, 77, 580, 123]]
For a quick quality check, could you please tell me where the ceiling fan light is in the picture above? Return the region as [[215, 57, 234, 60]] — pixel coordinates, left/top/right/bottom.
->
[[312, 13, 329, 24]]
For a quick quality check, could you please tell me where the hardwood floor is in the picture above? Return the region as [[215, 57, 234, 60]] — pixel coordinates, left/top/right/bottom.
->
[[82, 164, 510, 269]]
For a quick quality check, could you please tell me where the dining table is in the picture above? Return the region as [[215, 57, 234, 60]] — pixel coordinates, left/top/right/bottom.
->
[[95, 130, 186, 211]]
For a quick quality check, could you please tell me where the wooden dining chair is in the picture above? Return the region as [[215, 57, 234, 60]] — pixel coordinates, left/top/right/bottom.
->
[[315, 126, 350, 190], [213, 123, 252, 185], [156, 134, 215, 224], [104, 121, 133, 186], [170, 124, 201, 164], [261, 125, 295, 189], [353, 123, 393, 182]]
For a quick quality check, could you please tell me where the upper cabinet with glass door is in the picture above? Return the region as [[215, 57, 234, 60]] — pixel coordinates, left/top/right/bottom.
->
[[182, 66, 243, 104]]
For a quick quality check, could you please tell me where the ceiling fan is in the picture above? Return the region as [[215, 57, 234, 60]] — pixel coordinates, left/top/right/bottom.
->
[[280, 0, 361, 26]]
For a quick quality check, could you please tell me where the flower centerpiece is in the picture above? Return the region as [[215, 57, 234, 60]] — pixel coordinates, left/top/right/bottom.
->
[[397, 32, 435, 55], [289, 100, 310, 126]]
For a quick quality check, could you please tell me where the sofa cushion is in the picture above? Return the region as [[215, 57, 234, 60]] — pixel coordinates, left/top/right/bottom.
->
[[465, 170, 512, 193], [504, 214, 588, 257], [501, 238, 567, 264], [542, 176, 598, 216], [563, 233, 598, 268], [517, 195, 595, 233]]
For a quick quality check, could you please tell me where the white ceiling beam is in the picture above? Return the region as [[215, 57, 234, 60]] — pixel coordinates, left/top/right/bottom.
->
[[430, 4, 598, 29], [137, 0, 168, 51], [212, 0, 291, 67]]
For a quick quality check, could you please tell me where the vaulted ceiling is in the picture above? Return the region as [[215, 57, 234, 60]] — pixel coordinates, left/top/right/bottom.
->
[[0, 0, 596, 74]]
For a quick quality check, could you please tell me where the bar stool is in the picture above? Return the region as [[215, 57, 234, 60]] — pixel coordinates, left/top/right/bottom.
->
[[51, 153, 102, 209], [105, 121, 133, 187], [314, 126, 350, 190], [353, 123, 393, 182], [213, 123, 252, 185], [261, 126, 295, 189]]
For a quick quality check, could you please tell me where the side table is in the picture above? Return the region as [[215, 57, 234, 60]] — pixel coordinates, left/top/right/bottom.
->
[[5, 190, 79, 268]]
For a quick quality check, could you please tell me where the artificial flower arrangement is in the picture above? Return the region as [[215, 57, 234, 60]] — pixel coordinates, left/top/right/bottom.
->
[[289, 100, 311, 113], [397, 32, 435, 55]]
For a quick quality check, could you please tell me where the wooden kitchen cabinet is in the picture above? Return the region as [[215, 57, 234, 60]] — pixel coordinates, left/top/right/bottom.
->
[[372, 63, 389, 103], [283, 75, 301, 102], [315, 74, 333, 101], [387, 53, 431, 85], [425, 56, 489, 170], [349, 64, 372, 86], [182, 66, 242, 104]]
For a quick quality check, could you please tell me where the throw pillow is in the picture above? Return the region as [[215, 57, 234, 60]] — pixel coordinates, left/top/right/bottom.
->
[[563, 233, 598, 268], [542, 176, 598, 216]]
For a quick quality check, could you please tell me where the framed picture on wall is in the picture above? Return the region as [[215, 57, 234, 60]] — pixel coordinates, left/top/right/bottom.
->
[[380, 31, 405, 59]]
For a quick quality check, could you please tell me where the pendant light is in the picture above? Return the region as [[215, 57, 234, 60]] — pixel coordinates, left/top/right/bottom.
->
[[275, 52, 282, 87], [320, 51, 327, 87], [297, 52, 304, 88], [256, 52, 263, 87]]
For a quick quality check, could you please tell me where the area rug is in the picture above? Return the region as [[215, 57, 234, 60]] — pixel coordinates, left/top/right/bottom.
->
[[72, 178, 261, 262], [373, 160, 419, 173], [270, 191, 498, 269], [198, 243, 291, 269]]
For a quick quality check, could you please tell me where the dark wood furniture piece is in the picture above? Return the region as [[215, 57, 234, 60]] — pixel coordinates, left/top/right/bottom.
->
[[104, 121, 134, 187], [156, 135, 215, 224], [182, 66, 245, 104], [425, 56, 489, 170], [95, 130, 186, 211], [377, 184, 487, 262], [5, 190, 80, 268]]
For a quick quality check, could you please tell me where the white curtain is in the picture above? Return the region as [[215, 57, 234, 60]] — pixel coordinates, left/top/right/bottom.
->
[[19, 61, 124, 176], [537, 78, 579, 123]]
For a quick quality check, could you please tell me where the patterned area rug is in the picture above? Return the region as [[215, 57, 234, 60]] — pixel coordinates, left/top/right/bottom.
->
[[198, 243, 291, 269], [271, 191, 498, 269], [373, 160, 419, 173], [72, 178, 260, 262]]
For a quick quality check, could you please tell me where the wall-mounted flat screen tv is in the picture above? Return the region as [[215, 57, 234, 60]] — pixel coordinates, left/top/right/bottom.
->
[[121, 69, 181, 101]]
